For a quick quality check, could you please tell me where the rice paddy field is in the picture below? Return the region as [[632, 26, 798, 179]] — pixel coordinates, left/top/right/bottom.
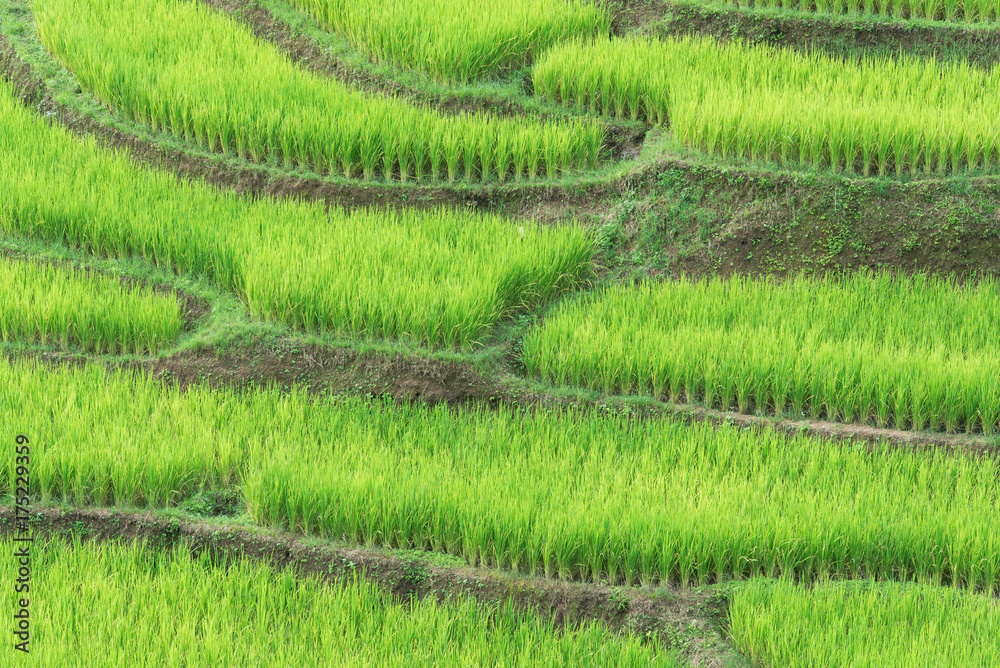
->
[[1, 0, 998, 664], [3, 537, 670, 666], [524, 272, 1000, 433], [0, 257, 183, 353], [6, 359, 1000, 591], [292, 0, 608, 83], [535, 35, 1000, 175], [0, 79, 591, 346], [34, 0, 602, 181]]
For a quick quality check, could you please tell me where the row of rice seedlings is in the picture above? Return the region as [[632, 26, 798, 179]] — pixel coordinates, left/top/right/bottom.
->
[[0, 81, 592, 347], [293, 0, 608, 84], [6, 359, 1000, 591], [729, 579, 1000, 667], [533, 35, 1000, 175], [3, 538, 668, 666], [718, 0, 998, 24], [34, 0, 602, 182], [0, 258, 182, 354], [523, 272, 1000, 434]]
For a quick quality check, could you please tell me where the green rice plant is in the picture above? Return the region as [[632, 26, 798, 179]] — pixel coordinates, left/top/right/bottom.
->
[[527, 131, 543, 179], [513, 130, 530, 180], [34, 0, 602, 182], [412, 129, 428, 182], [524, 272, 1000, 433], [4, 538, 668, 666], [292, 0, 608, 84], [730, 579, 1000, 667], [360, 124, 382, 180], [5, 359, 1000, 590], [464, 130, 479, 181], [495, 131, 513, 183], [444, 130, 462, 183], [543, 132, 560, 180], [0, 258, 182, 354], [0, 81, 592, 347], [534, 35, 1000, 175], [693, 0, 998, 20], [381, 132, 398, 182]]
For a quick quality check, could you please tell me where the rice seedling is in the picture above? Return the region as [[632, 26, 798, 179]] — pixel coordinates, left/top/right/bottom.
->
[[5, 359, 1000, 591], [0, 80, 592, 347], [523, 272, 1000, 434], [697, 0, 998, 23], [33, 0, 602, 182], [4, 537, 669, 666], [0, 258, 182, 353], [292, 0, 608, 84], [730, 579, 1000, 667], [534, 35, 1000, 175]]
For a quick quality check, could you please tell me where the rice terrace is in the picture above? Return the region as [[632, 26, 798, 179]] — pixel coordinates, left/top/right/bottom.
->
[[2, 0, 1000, 664]]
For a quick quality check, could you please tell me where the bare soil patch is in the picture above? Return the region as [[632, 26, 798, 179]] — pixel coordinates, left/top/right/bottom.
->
[[136, 341, 503, 406], [604, 159, 1000, 280], [4, 341, 506, 408]]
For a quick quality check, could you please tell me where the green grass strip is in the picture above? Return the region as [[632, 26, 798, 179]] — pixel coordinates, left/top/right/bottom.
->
[[292, 0, 608, 84], [730, 578, 1000, 667], [0, 80, 592, 347], [2, 537, 670, 666], [534, 34, 1000, 175], [0, 257, 182, 353], [34, 0, 602, 182], [523, 272, 1000, 434], [5, 359, 1000, 590]]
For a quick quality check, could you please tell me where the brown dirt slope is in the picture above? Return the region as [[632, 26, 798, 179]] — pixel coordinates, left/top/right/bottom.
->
[[139, 342, 498, 405], [14, 342, 504, 406], [602, 162, 1000, 279]]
